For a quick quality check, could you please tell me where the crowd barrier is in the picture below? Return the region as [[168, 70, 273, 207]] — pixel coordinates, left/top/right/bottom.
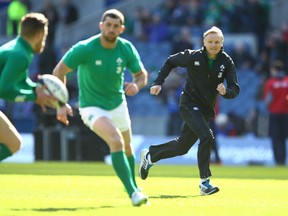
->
[[3, 133, 287, 166]]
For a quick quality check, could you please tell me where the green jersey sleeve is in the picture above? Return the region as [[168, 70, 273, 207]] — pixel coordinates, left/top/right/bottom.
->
[[62, 42, 86, 69], [0, 53, 36, 102], [126, 42, 143, 74]]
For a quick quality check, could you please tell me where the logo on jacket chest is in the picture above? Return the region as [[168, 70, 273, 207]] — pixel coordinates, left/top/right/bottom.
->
[[218, 64, 225, 78]]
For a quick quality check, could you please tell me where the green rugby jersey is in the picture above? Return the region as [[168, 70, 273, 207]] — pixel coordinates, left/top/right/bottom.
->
[[63, 34, 143, 110], [0, 36, 36, 102]]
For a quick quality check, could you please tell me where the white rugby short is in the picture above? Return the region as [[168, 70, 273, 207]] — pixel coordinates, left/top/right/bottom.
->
[[79, 100, 131, 132]]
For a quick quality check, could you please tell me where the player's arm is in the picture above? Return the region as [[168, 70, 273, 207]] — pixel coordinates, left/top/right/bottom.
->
[[0, 54, 37, 101], [150, 54, 180, 96], [133, 68, 148, 89], [52, 60, 74, 126], [0, 54, 56, 112], [222, 59, 240, 99], [125, 68, 148, 96], [52, 60, 73, 85]]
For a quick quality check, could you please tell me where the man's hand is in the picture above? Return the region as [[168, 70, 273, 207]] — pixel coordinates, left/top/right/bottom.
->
[[217, 83, 226, 95], [124, 82, 139, 96], [150, 85, 162, 95], [34, 85, 58, 112], [56, 103, 73, 126]]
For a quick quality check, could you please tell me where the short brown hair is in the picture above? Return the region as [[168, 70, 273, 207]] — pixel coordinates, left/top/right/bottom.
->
[[20, 13, 48, 38], [101, 9, 125, 25]]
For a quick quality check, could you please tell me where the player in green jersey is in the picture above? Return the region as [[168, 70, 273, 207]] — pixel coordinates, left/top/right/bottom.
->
[[53, 9, 149, 206], [0, 13, 57, 161]]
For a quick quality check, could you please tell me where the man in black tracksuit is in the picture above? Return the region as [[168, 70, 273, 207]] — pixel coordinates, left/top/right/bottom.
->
[[139, 26, 240, 195]]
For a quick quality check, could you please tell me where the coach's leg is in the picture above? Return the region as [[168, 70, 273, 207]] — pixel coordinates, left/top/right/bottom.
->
[[92, 116, 137, 197], [178, 105, 212, 178], [149, 123, 198, 163], [0, 111, 22, 161]]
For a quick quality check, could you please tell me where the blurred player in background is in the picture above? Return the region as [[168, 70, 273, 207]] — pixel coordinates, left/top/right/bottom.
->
[[263, 60, 288, 165], [0, 13, 57, 161], [139, 26, 240, 196], [53, 9, 149, 206]]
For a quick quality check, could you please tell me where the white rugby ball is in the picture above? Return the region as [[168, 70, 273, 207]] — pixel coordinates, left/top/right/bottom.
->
[[37, 74, 69, 107]]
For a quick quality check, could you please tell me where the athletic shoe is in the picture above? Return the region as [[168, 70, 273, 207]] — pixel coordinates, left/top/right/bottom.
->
[[139, 149, 153, 180], [199, 179, 219, 196], [131, 191, 148, 206]]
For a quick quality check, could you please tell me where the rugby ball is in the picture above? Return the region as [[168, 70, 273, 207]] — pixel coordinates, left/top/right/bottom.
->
[[37, 74, 69, 108]]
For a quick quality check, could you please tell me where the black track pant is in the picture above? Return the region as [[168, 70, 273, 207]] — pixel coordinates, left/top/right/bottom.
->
[[269, 113, 288, 165], [149, 104, 214, 178]]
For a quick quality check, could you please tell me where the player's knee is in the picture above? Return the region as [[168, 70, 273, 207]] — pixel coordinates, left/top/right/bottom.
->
[[200, 132, 214, 146], [175, 138, 190, 156], [107, 135, 124, 152], [177, 149, 189, 156], [124, 145, 133, 156], [9, 137, 22, 153]]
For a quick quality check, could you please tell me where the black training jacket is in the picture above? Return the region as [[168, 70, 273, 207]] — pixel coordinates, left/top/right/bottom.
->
[[153, 47, 240, 118]]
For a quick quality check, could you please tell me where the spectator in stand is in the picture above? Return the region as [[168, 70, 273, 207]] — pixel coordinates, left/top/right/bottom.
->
[[244, 0, 269, 52], [171, 26, 194, 54], [214, 113, 237, 136], [59, 0, 78, 25], [203, 2, 221, 29], [147, 13, 169, 43], [131, 7, 151, 42], [262, 29, 287, 71], [230, 42, 255, 70], [186, 0, 204, 28], [161, 68, 185, 136], [218, 0, 242, 33], [6, 0, 28, 36], [168, 0, 190, 26], [255, 49, 271, 79], [40, 0, 59, 45], [156, 0, 177, 25], [263, 60, 288, 165]]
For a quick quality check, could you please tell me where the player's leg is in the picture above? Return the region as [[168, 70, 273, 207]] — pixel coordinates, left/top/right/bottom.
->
[[121, 129, 139, 189], [79, 107, 147, 206], [112, 100, 139, 189], [92, 116, 135, 192], [0, 111, 22, 161], [93, 117, 147, 205]]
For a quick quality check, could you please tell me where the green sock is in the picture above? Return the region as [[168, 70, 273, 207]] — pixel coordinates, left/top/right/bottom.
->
[[111, 151, 137, 197], [127, 155, 138, 188], [0, 143, 12, 161]]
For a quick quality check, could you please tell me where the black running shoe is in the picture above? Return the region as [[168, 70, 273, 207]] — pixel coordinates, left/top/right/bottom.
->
[[199, 179, 220, 195], [139, 149, 153, 180]]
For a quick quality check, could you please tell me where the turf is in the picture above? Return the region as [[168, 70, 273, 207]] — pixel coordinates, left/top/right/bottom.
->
[[0, 162, 287, 216]]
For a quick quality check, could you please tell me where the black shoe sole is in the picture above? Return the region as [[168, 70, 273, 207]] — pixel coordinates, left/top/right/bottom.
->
[[201, 187, 220, 196]]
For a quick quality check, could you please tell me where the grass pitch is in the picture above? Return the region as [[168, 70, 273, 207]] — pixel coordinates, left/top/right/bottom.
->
[[0, 162, 287, 216]]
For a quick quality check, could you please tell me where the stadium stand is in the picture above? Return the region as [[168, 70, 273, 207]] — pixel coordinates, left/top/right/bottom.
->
[[0, 0, 287, 137]]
